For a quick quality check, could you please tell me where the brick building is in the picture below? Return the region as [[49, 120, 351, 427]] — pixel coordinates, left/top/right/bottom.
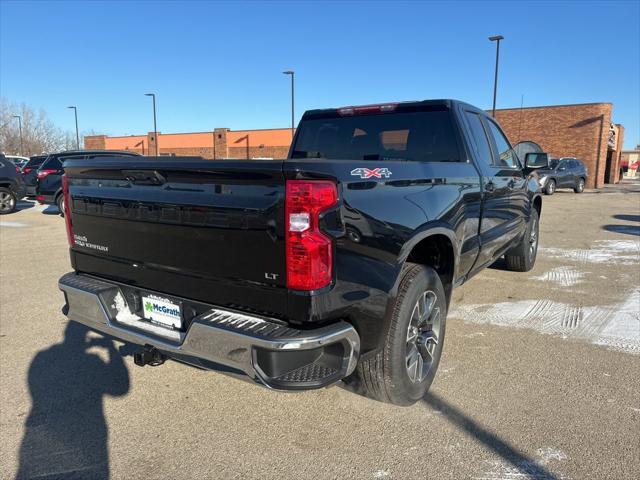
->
[[85, 102, 625, 189], [493, 102, 624, 188], [85, 127, 294, 160]]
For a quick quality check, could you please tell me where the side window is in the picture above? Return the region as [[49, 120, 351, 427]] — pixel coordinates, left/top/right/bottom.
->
[[485, 120, 518, 168], [44, 157, 63, 170], [464, 111, 493, 167]]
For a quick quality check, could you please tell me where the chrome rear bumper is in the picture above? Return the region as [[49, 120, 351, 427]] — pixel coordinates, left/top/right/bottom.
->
[[59, 272, 360, 390]]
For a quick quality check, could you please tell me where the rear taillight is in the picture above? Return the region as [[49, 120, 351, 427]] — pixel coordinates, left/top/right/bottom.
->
[[36, 195, 45, 203], [37, 169, 57, 180], [15, 165, 20, 173], [285, 180, 338, 291], [22, 167, 32, 174], [62, 174, 74, 246]]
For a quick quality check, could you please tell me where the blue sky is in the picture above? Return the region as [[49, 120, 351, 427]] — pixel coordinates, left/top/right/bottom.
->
[[1, 0, 638, 148]]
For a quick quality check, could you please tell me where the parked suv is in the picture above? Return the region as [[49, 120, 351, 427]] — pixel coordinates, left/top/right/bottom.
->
[[36, 150, 140, 214], [22, 155, 48, 197], [0, 154, 26, 214], [537, 157, 588, 195]]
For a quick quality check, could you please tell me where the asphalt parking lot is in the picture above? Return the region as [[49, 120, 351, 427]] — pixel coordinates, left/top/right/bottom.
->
[[1, 184, 639, 480]]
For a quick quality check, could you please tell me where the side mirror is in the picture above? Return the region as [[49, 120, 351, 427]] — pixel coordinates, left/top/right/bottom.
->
[[524, 152, 549, 169]]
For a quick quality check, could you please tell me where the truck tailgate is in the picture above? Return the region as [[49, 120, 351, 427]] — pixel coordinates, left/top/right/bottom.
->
[[64, 157, 287, 317]]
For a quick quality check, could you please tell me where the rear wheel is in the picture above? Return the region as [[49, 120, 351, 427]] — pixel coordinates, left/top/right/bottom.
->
[[544, 179, 556, 195], [57, 194, 65, 217], [0, 188, 17, 215], [504, 208, 539, 272], [354, 264, 447, 406], [574, 178, 585, 193]]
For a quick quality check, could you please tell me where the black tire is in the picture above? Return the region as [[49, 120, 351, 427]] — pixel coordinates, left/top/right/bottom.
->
[[354, 264, 447, 406], [0, 187, 17, 215], [504, 208, 539, 272], [57, 194, 65, 217], [574, 177, 585, 193], [544, 179, 556, 195]]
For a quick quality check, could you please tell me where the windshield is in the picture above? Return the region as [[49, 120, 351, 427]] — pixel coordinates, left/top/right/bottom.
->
[[550, 159, 560, 169], [291, 110, 460, 162]]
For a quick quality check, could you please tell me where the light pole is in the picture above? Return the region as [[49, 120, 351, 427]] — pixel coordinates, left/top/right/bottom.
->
[[282, 70, 295, 139], [67, 106, 80, 149], [12, 115, 23, 156], [145, 93, 158, 156], [488, 35, 504, 118]]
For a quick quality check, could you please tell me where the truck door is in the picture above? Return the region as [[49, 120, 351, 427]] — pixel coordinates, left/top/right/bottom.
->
[[461, 110, 520, 269], [483, 118, 528, 239]]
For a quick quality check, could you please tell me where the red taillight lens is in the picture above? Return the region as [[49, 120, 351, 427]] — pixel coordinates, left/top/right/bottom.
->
[[36, 195, 45, 203], [15, 165, 21, 173], [285, 180, 338, 291], [22, 167, 32, 174], [62, 174, 74, 246], [37, 169, 57, 180]]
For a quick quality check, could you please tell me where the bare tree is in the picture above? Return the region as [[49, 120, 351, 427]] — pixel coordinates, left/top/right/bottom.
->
[[0, 98, 78, 156]]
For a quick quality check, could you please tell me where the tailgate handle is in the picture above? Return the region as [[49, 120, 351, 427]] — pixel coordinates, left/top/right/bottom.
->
[[123, 170, 166, 185]]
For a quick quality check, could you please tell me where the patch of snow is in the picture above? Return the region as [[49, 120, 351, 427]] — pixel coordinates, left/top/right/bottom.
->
[[474, 448, 567, 480], [450, 290, 640, 355], [0, 221, 27, 227], [536, 447, 568, 466], [373, 469, 390, 478], [539, 239, 640, 266], [530, 266, 585, 287]]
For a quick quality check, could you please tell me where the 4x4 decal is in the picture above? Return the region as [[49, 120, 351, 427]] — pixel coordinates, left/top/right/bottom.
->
[[350, 167, 392, 179]]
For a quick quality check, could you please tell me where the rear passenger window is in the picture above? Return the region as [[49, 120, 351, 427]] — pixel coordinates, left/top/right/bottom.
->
[[44, 157, 63, 170], [464, 112, 493, 167], [486, 120, 518, 168]]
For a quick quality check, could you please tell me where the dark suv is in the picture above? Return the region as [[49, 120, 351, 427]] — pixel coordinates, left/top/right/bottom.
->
[[36, 150, 141, 214], [0, 154, 27, 214], [538, 157, 588, 195]]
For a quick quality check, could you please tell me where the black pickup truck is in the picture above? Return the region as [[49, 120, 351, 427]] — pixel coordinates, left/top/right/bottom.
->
[[58, 99, 543, 405]]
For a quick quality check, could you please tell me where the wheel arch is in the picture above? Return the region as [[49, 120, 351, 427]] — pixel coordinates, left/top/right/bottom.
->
[[532, 194, 542, 217], [397, 228, 457, 306]]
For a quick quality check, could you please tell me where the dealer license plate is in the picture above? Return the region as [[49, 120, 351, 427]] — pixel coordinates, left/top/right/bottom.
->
[[141, 295, 182, 329]]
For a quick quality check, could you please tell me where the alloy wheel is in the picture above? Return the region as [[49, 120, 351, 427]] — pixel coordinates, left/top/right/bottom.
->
[[405, 290, 441, 383], [0, 191, 15, 213]]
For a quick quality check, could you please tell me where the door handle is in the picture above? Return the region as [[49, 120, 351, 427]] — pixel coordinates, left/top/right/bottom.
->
[[484, 181, 495, 193]]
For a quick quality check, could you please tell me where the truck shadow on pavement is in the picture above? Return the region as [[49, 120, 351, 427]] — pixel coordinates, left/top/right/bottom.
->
[[423, 392, 560, 480], [16, 321, 130, 480]]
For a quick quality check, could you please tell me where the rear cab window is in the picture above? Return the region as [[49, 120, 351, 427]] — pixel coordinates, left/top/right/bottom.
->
[[292, 106, 461, 162]]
